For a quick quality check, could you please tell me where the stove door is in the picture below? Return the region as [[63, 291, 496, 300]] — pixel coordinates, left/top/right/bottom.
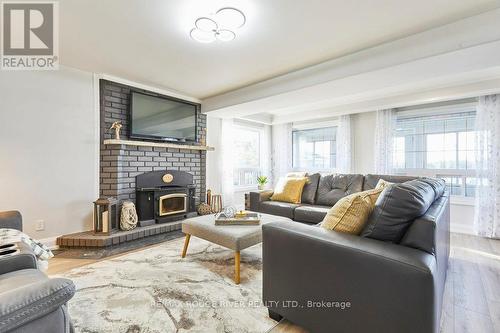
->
[[158, 193, 187, 216]]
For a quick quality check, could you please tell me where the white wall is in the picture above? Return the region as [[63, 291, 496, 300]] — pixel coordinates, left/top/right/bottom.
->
[[0, 67, 98, 241], [351, 110, 475, 235]]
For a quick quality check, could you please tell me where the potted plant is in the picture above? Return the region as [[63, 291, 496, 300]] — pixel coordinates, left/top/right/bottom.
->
[[257, 176, 268, 191]]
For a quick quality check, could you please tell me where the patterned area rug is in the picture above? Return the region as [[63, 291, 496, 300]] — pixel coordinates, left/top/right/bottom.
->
[[56, 236, 275, 333]]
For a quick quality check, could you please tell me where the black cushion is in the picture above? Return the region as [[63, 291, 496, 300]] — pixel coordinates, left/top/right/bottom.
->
[[361, 179, 438, 242], [259, 201, 300, 220], [301, 173, 320, 204], [293, 205, 330, 224], [419, 177, 445, 199], [400, 192, 448, 254], [316, 174, 363, 206]]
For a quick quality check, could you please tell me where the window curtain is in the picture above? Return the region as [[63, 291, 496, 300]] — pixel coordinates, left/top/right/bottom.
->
[[374, 109, 396, 174], [261, 124, 272, 187], [271, 123, 293, 185], [474, 95, 500, 239], [220, 118, 235, 207], [336, 114, 352, 173]]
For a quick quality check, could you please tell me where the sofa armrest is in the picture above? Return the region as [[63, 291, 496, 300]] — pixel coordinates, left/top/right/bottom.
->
[[0, 210, 22, 231], [0, 274, 75, 333], [249, 190, 273, 212], [262, 221, 438, 333], [0, 242, 38, 275]]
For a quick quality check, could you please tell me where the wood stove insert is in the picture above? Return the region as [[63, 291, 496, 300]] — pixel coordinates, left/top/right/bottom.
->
[[136, 170, 196, 226]]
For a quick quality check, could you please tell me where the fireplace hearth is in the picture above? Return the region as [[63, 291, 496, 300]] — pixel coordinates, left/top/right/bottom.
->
[[136, 170, 196, 226]]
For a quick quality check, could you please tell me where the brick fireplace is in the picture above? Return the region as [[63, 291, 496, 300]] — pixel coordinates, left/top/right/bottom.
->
[[56, 80, 210, 249], [99, 80, 207, 210]]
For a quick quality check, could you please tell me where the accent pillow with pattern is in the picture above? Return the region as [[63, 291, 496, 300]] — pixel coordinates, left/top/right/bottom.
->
[[321, 187, 384, 234]]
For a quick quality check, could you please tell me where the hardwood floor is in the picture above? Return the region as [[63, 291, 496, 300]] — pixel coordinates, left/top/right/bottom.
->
[[48, 233, 500, 333], [47, 242, 167, 275]]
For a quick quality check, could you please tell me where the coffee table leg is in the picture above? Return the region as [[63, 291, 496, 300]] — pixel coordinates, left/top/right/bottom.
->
[[235, 251, 241, 284], [181, 234, 191, 258]]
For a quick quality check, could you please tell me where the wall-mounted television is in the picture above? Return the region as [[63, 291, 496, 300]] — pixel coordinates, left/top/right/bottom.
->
[[130, 91, 199, 142]]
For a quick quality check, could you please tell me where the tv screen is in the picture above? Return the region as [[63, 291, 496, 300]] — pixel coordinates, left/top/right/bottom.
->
[[131, 92, 198, 141]]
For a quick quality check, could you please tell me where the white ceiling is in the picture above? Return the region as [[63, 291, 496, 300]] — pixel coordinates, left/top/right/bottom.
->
[[60, 0, 499, 99]]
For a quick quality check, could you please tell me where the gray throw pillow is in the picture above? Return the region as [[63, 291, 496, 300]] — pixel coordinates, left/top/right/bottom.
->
[[361, 179, 438, 243], [301, 173, 320, 204]]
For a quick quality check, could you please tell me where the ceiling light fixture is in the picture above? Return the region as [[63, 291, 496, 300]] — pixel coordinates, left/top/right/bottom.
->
[[190, 7, 245, 43]]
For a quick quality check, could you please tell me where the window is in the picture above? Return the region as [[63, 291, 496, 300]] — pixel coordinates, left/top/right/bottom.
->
[[393, 109, 477, 197], [233, 126, 262, 188], [292, 127, 337, 170]]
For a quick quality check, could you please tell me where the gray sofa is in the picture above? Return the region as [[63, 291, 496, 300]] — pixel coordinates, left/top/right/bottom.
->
[[253, 174, 450, 333], [0, 211, 75, 333]]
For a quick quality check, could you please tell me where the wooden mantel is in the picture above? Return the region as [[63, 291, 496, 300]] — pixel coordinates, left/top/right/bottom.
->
[[103, 139, 215, 151]]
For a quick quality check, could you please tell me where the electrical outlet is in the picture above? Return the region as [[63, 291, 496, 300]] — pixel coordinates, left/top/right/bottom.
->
[[35, 220, 45, 231]]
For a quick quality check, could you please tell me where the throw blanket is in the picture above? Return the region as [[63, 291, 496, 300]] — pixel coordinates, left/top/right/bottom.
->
[[0, 228, 54, 270]]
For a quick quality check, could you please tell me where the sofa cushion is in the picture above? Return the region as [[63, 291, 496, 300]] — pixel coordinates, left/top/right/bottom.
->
[[321, 188, 383, 234], [0, 269, 75, 333], [400, 192, 448, 254], [362, 174, 418, 190], [0, 268, 48, 293], [271, 177, 308, 204], [361, 179, 437, 242], [316, 174, 364, 206], [293, 205, 330, 224], [259, 201, 301, 219], [419, 177, 446, 199], [301, 173, 321, 204]]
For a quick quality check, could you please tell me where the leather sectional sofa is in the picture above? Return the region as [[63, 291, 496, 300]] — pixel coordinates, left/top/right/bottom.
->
[[251, 174, 450, 333]]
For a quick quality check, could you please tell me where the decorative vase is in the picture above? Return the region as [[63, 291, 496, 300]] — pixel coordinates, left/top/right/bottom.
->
[[120, 201, 138, 231], [197, 203, 212, 216], [258, 184, 265, 191], [210, 194, 223, 213]]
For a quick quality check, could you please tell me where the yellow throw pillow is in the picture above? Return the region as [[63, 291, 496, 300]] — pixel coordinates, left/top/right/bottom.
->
[[271, 177, 308, 204], [321, 188, 383, 235]]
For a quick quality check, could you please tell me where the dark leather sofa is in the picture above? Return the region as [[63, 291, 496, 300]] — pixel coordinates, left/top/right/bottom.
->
[[250, 173, 419, 224], [251, 174, 450, 333]]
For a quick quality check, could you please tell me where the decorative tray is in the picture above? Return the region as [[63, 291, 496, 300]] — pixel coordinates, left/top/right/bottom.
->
[[214, 212, 261, 225]]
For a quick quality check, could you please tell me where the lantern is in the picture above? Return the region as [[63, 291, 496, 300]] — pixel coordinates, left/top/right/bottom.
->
[[93, 197, 118, 235]]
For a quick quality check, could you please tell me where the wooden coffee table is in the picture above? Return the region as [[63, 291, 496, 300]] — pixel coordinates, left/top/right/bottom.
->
[[181, 212, 292, 284]]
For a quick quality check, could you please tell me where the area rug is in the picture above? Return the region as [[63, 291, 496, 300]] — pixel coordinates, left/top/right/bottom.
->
[[55, 236, 275, 333]]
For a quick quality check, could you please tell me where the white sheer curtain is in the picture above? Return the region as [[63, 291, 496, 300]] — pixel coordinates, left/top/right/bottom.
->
[[474, 95, 500, 239], [336, 114, 352, 173], [271, 123, 293, 185], [374, 109, 396, 174], [261, 124, 272, 186], [220, 118, 235, 206]]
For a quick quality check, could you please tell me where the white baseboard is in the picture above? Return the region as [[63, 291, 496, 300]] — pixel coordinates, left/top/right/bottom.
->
[[450, 224, 475, 236]]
